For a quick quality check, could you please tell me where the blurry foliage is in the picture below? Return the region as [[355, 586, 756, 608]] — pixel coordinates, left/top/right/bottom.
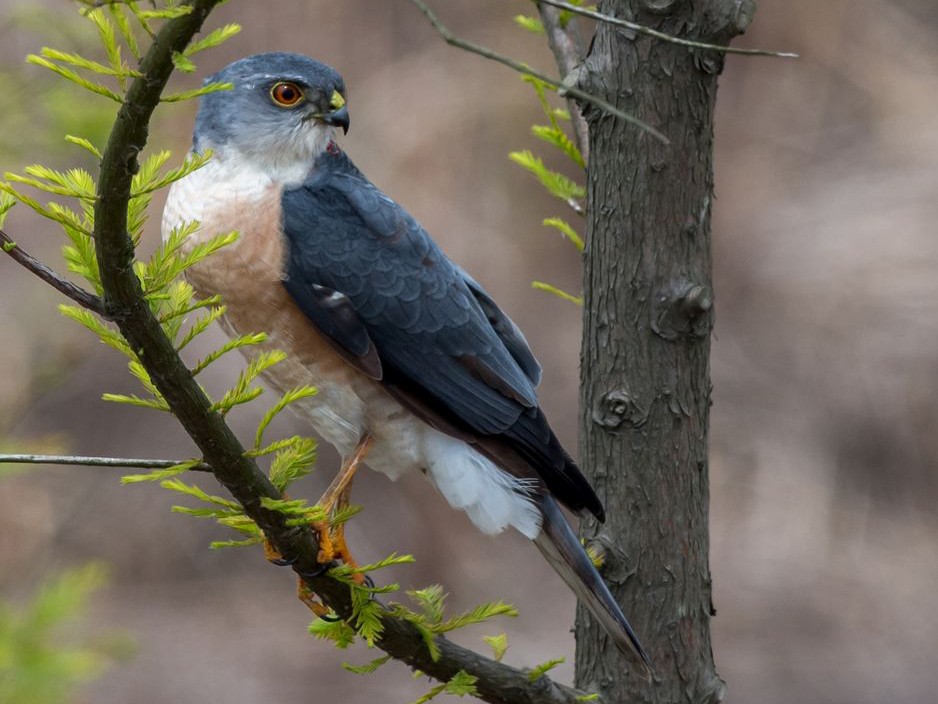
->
[[514, 0, 591, 35], [0, 4, 113, 163], [407, 670, 478, 704], [0, 563, 127, 704], [1, 5, 532, 700], [509, 74, 585, 306]]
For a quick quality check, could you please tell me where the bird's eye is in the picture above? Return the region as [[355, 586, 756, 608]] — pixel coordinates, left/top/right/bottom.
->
[[270, 82, 304, 107]]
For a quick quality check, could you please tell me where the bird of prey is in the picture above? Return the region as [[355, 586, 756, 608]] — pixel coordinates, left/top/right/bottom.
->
[[163, 52, 650, 674]]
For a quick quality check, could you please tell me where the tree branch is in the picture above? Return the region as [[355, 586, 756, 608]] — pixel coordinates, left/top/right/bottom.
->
[[406, 0, 669, 144], [536, 2, 590, 164], [0, 227, 106, 316], [75, 3, 588, 703], [0, 453, 211, 471], [537, 0, 798, 58]]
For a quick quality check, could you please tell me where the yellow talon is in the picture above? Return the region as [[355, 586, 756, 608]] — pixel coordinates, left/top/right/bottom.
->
[[297, 577, 332, 617], [309, 434, 373, 570], [277, 434, 374, 612]]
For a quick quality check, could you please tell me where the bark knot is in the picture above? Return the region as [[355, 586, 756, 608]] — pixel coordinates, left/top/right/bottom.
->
[[701, 674, 728, 704], [592, 388, 648, 430], [732, 0, 757, 34], [641, 0, 682, 14], [651, 280, 713, 341]]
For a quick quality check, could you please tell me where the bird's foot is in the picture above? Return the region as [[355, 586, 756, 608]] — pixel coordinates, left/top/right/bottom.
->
[[263, 538, 295, 566], [271, 434, 374, 616], [297, 577, 335, 617], [311, 518, 365, 585], [306, 434, 373, 581], [294, 519, 365, 620]]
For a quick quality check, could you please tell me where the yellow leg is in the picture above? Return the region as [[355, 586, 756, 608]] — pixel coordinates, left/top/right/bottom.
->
[[297, 576, 332, 617], [263, 489, 296, 565], [264, 539, 287, 565], [267, 435, 374, 614], [318, 434, 373, 514], [312, 434, 373, 570]]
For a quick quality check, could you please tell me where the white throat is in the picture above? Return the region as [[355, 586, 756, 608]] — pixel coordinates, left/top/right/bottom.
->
[[162, 151, 275, 247], [198, 121, 334, 189]]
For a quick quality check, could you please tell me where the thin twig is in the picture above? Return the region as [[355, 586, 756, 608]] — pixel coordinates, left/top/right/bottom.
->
[[0, 453, 211, 471], [537, 1, 590, 164], [407, 0, 669, 144], [0, 228, 106, 316], [537, 0, 799, 58]]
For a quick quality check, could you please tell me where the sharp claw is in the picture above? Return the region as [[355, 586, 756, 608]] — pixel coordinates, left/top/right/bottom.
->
[[296, 559, 334, 581]]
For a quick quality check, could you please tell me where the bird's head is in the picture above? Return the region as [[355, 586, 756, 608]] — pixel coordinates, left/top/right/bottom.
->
[[193, 52, 349, 183]]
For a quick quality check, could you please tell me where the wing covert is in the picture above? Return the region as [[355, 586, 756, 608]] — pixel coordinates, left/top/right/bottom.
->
[[279, 148, 603, 519], [281, 152, 539, 433]]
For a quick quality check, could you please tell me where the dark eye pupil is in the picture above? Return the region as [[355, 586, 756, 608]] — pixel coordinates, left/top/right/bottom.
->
[[274, 83, 299, 104]]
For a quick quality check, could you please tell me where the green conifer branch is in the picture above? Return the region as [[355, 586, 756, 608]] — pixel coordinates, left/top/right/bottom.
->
[[1, 3, 595, 702], [528, 657, 565, 682]]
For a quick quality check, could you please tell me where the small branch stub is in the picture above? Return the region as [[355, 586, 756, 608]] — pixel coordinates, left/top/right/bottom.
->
[[642, 0, 680, 13], [651, 281, 713, 341], [733, 0, 757, 33]]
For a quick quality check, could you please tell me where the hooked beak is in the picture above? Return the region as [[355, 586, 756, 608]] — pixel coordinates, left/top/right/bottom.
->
[[322, 105, 350, 134]]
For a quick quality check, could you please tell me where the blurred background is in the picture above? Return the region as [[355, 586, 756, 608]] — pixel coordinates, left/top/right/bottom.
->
[[1, 1, 936, 703]]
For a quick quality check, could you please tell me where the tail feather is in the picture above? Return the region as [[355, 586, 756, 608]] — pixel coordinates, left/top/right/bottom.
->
[[534, 495, 653, 679]]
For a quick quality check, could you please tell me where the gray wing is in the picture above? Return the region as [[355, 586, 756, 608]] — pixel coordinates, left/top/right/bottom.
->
[[279, 150, 602, 518], [454, 265, 542, 387]]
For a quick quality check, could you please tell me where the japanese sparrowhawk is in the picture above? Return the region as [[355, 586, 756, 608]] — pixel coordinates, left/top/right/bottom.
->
[[162, 52, 650, 675]]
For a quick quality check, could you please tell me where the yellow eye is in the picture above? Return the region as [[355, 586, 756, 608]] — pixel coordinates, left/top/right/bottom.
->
[[270, 82, 304, 107]]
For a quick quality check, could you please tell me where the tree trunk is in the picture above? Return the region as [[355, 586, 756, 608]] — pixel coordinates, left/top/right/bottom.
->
[[576, 2, 754, 702]]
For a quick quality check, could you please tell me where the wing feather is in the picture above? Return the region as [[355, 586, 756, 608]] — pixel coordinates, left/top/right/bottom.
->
[[280, 150, 602, 519]]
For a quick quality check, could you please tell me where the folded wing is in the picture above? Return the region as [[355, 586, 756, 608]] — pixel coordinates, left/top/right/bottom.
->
[[280, 150, 602, 519]]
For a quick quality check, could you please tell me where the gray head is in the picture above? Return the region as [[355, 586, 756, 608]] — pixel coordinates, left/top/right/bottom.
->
[[193, 53, 349, 181]]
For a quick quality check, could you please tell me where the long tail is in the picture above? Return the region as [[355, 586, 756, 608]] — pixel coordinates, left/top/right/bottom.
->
[[534, 495, 653, 679]]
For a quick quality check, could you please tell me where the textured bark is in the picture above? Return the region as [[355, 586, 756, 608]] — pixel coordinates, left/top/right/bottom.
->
[[576, 1, 754, 702]]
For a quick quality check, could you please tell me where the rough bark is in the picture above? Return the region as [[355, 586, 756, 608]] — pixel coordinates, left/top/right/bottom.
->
[[576, 1, 754, 702]]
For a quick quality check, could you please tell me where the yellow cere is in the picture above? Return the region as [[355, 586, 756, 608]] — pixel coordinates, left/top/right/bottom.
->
[[330, 90, 346, 110]]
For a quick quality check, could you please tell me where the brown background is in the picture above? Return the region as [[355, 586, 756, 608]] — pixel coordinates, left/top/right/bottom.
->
[[1, 1, 936, 703]]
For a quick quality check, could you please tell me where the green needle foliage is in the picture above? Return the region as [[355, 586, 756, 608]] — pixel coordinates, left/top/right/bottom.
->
[[3, 7, 531, 699], [409, 670, 479, 704], [515, 0, 593, 34], [482, 633, 509, 662], [0, 564, 116, 704], [528, 656, 565, 682], [1, 6, 320, 553], [313, 577, 520, 687], [509, 72, 587, 306]]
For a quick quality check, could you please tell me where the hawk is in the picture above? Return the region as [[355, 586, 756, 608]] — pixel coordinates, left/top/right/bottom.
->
[[162, 52, 650, 673]]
